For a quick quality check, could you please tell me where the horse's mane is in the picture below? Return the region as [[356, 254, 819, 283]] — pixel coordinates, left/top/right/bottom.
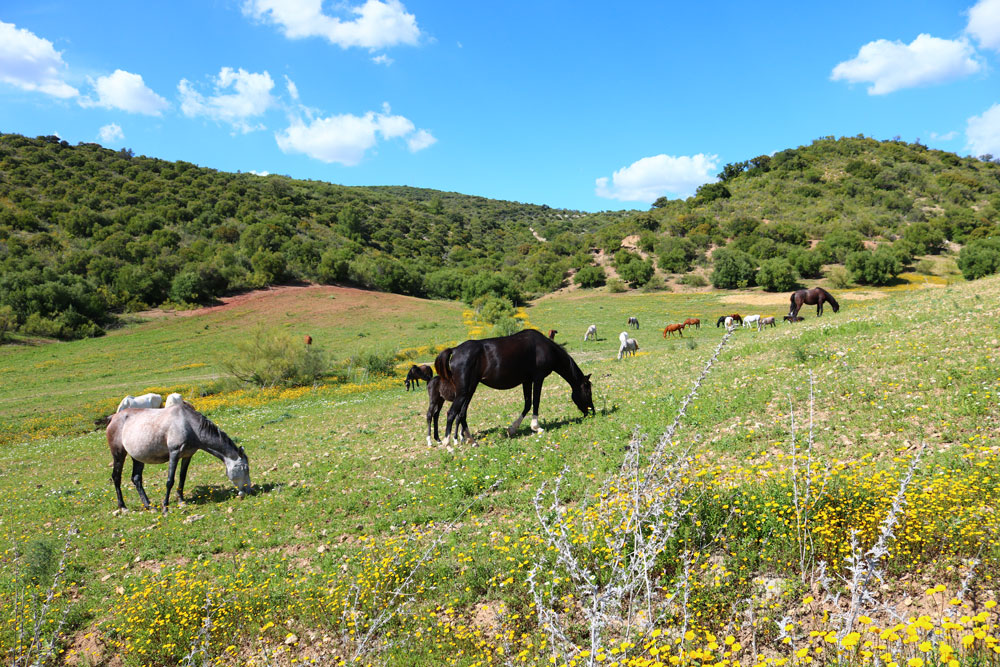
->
[[182, 404, 236, 452]]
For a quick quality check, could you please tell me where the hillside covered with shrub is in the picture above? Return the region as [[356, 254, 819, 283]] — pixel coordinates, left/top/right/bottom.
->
[[2, 133, 1000, 339]]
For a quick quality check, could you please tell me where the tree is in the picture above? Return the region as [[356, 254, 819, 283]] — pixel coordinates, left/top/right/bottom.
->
[[756, 257, 798, 292], [845, 247, 901, 285], [710, 248, 757, 288], [574, 265, 606, 288], [617, 258, 654, 285], [694, 182, 731, 203], [957, 237, 1000, 280]]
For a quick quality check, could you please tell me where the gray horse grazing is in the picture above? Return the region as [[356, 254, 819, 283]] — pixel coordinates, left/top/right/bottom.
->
[[107, 403, 251, 513]]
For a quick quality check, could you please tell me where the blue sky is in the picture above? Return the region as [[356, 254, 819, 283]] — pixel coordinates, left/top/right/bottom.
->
[[2, 1, 1000, 212]]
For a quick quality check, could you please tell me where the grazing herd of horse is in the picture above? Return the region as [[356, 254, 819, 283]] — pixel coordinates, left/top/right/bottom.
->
[[104, 285, 840, 512]]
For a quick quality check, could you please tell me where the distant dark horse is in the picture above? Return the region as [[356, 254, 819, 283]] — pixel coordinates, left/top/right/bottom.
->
[[716, 314, 743, 327], [405, 364, 433, 391], [789, 287, 839, 318], [627, 316, 639, 329], [434, 329, 595, 445]]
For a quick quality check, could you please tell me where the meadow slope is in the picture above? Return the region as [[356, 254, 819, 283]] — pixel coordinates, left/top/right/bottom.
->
[[1, 278, 998, 666]]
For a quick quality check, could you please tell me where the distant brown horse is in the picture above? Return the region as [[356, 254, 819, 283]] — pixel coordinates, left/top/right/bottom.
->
[[789, 287, 839, 318], [548, 329, 558, 339], [405, 364, 433, 391], [717, 314, 743, 327], [663, 323, 684, 337], [304, 335, 312, 345], [683, 318, 700, 329]]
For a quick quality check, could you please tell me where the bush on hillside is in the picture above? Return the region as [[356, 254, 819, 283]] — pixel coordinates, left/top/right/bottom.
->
[[680, 272, 709, 287], [574, 265, 606, 288], [710, 248, 757, 288], [475, 295, 515, 324], [846, 247, 902, 285], [902, 222, 946, 255], [756, 257, 798, 292], [461, 273, 524, 306], [617, 258, 655, 286], [221, 328, 328, 388], [656, 237, 697, 273], [0, 305, 16, 342], [792, 250, 824, 279], [957, 237, 1000, 280]]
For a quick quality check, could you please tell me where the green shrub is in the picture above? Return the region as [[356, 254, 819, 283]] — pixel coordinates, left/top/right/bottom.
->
[[476, 295, 515, 324], [491, 316, 522, 337], [846, 247, 902, 285], [914, 259, 935, 275], [574, 265, 606, 288], [617, 258, 655, 286], [827, 266, 851, 288], [680, 273, 708, 287], [221, 328, 328, 388], [710, 248, 757, 288], [792, 251, 824, 279], [607, 277, 626, 292], [756, 257, 798, 291], [957, 237, 1000, 280], [0, 304, 15, 342]]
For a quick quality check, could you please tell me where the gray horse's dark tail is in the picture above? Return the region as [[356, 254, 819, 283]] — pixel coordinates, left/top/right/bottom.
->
[[434, 347, 454, 386]]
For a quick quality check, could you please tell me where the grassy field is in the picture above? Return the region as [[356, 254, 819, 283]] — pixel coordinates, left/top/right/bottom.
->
[[1, 277, 999, 666]]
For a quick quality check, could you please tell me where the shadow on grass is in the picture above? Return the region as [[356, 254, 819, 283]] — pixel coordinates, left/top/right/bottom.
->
[[185, 481, 282, 505], [443, 405, 620, 444]]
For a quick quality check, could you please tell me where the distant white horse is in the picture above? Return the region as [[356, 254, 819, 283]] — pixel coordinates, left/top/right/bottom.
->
[[724, 316, 735, 332], [164, 393, 185, 407], [584, 324, 597, 341], [618, 337, 639, 360], [743, 314, 761, 329], [116, 393, 163, 412], [627, 316, 639, 329]]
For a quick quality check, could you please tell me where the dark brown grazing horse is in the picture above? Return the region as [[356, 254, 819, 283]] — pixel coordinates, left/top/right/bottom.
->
[[683, 318, 700, 329], [434, 329, 594, 444], [789, 287, 839, 318], [717, 314, 743, 327], [405, 364, 433, 391], [663, 323, 684, 337]]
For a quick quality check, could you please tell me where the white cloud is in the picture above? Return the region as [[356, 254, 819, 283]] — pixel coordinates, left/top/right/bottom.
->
[[284, 75, 299, 100], [276, 104, 430, 165], [0, 20, 78, 98], [831, 34, 981, 95], [407, 128, 436, 152], [967, 0, 1000, 51], [929, 130, 959, 141], [249, 169, 270, 176], [372, 54, 394, 66], [179, 67, 276, 133], [80, 69, 167, 115], [97, 123, 124, 144], [242, 0, 421, 49], [595, 154, 719, 203], [966, 103, 1000, 156]]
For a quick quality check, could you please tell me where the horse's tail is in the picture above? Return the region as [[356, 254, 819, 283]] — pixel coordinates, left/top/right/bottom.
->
[[822, 288, 840, 312], [435, 348, 454, 386]]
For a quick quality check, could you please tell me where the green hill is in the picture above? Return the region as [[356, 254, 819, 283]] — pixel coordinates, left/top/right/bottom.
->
[[2, 133, 999, 340]]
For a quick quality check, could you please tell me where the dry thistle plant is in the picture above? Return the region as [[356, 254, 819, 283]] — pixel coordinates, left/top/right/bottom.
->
[[9, 529, 75, 667], [527, 331, 735, 666]]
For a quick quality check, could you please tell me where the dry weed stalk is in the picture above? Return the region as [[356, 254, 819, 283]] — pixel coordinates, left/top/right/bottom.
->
[[528, 331, 734, 666], [9, 529, 75, 667]]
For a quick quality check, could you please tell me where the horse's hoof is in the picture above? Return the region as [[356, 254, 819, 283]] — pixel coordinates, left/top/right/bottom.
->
[[441, 436, 450, 447], [506, 427, 517, 438], [426, 436, 435, 447]]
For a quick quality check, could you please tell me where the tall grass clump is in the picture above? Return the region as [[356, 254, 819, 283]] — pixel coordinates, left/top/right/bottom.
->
[[220, 327, 327, 388]]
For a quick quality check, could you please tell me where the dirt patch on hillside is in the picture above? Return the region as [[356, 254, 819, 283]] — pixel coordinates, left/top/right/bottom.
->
[[135, 284, 450, 323]]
